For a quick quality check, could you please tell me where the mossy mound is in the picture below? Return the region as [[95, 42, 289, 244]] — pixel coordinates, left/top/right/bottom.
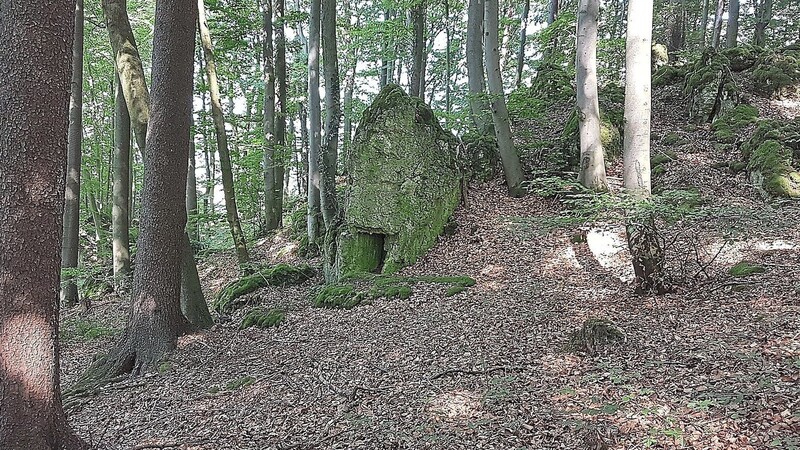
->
[[661, 132, 688, 146], [331, 84, 461, 281], [751, 47, 800, 98], [684, 51, 738, 123], [651, 150, 678, 176], [741, 120, 800, 198], [568, 318, 624, 356], [722, 45, 761, 72], [728, 261, 766, 277], [653, 65, 688, 87], [214, 264, 316, 313], [240, 308, 286, 329], [712, 104, 759, 144], [312, 274, 476, 309]]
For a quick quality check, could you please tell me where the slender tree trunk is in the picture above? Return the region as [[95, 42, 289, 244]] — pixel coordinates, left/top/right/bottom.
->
[[262, 0, 279, 231], [186, 142, 199, 242], [308, 0, 322, 244], [273, 0, 287, 228], [754, 0, 772, 47], [515, 0, 530, 87], [726, 0, 738, 47], [380, 9, 392, 88], [342, 61, 357, 156], [577, 0, 608, 191], [445, 0, 452, 114], [485, 0, 525, 196], [711, 0, 724, 49], [0, 0, 88, 446], [548, 0, 559, 24], [700, 0, 710, 48], [320, 0, 340, 230], [112, 72, 132, 295], [61, 0, 85, 309], [101, 0, 150, 156], [299, 102, 310, 196], [89, 0, 197, 379], [410, 0, 427, 98], [467, 0, 492, 134], [197, 0, 251, 267], [623, 0, 665, 295]]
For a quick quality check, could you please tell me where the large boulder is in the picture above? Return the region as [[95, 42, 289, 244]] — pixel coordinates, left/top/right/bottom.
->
[[684, 51, 738, 123], [329, 84, 461, 280]]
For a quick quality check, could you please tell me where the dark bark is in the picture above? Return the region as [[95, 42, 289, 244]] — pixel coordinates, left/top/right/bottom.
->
[[466, 0, 492, 134], [548, 0, 559, 24], [342, 62, 357, 156], [754, 0, 772, 47], [308, 0, 322, 243], [626, 215, 668, 295], [112, 73, 132, 294], [92, 0, 198, 378], [180, 232, 213, 329], [409, 0, 426, 98], [726, 0, 738, 47], [273, 0, 287, 229], [0, 0, 87, 447], [320, 0, 340, 230], [186, 142, 199, 242], [262, 0, 279, 231], [299, 102, 310, 196], [61, 0, 85, 309], [515, 0, 530, 88]]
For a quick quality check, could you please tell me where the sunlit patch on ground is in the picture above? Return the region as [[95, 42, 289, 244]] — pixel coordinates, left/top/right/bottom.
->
[[427, 390, 483, 421], [585, 225, 633, 282], [542, 244, 582, 272]]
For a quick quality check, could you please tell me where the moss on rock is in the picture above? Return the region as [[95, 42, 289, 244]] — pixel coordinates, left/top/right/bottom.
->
[[751, 48, 800, 98], [653, 65, 688, 87], [214, 264, 316, 313], [332, 85, 462, 281], [712, 104, 759, 144], [741, 119, 800, 198], [684, 51, 738, 123], [240, 308, 286, 329]]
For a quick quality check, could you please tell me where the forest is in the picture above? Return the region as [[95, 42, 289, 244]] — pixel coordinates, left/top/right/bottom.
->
[[0, 0, 798, 448]]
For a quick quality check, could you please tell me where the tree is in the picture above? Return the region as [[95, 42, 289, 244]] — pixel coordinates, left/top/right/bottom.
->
[[484, 0, 525, 196], [112, 73, 132, 294], [515, 0, 530, 87], [308, 0, 322, 243], [61, 0, 85, 309], [90, 0, 198, 377], [576, 0, 608, 191], [198, 0, 251, 268], [466, 0, 492, 134], [548, 0, 559, 24], [273, 0, 287, 229], [623, 0, 666, 295], [410, 0, 427, 98], [186, 142, 199, 242], [754, 0, 773, 46], [262, 0, 279, 230], [711, 0, 725, 49], [726, 0, 739, 47], [0, 0, 87, 447], [320, 0, 340, 230], [700, 0, 710, 48]]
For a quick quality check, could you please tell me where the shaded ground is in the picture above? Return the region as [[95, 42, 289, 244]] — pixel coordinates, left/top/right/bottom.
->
[[61, 91, 799, 449]]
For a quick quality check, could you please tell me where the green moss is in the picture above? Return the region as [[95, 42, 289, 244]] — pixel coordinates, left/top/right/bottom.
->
[[240, 308, 286, 329], [729, 261, 766, 277], [445, 285, 466, 297], [60, 319, 116, 342], [653, 65, 688, 87], [684, 51, 737, 123], [369, 283, 412, 300], [214, 264, 316, 313], [312, 284, 363, 309], [661, 132, 687, 146], [651, 150, 678, 176], [225, 375, 256, 391], [748, 140, 800, 197], [722, 45, 760, 71], [751, 48, 800, 97], [157, 361, 173, 374], [568, 318, 624, 356], [712, 104, 759, 143]]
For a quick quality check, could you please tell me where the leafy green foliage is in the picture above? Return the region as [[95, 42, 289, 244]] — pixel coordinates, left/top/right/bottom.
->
[[728, 261, 766, 277]]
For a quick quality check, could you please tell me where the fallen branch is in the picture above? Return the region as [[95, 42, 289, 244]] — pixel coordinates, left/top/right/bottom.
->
[[430, 365, 525, 380], [131, 441, 209, 450]]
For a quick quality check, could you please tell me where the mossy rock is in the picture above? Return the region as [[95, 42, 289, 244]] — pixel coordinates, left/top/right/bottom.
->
[[750, 48, 800, 98], [712, 104, 759, 144], [332, 84, 462, 282], [661, 132, 687, 146], [729, 261, 766, 277], [240, 308, 286, 329], [684, 51, 738, 123], [312, 284, 363, 309], [214, 264, 316, 313], [651, 43, 669, 71], [746, 139, 800, 198], [568, 318, 624, 356], [722, 45, 761, 72], [653, 65, 688, 87], [651, 150, 678, 175]]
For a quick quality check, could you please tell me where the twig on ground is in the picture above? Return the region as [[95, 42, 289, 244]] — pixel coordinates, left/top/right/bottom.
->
[[430, 366, 526, 380]]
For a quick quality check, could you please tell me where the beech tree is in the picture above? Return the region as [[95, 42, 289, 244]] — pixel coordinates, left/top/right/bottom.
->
[[711, 0, 725, 49], [410, 0, 427, 98], [466, 0, 492, 134], [484, 0, 525, 196], [0, 0, 87, 447], [726, 0, 739, 47], [321, 0, 341, 230], [308, 0, 322, 243], [112, 72, 132, 293], [754, 0, 773, 46], [61, 0, 85, 309], [576, 0, 608, 191]]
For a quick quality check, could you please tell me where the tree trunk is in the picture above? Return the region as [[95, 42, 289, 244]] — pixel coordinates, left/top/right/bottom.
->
[[445, 0, 452, 114], [197, 0, 251, 267], [726, 0, 738, 47], [409, 0, 426, 98], [548, 0, 559, 24], [61, 0, 85, 309], [576, 0, 608, 191], [379, 9, 393, 88], [700, 0, 710, 48], [308, 0, 322, 244], [180, 233, 213, 329], [262, 0, 279, 231], [342, 61, 357, 156], [112, 72, 132, 295], [186, 142, 199, 242], [623, 0, 666, 295], [467, 0, 492, 134], [91, 0, 198, 378], [273, 0, 287, 229], [515, 0, 530, 87], [299, 101, 310, 196], [754, 0, 772, 47], [320, 0, 340, 231], [101, 0, 150, 156], [0, 0, 87, 446], [484, 0, 525, 196], [711, 0, 724, 49]]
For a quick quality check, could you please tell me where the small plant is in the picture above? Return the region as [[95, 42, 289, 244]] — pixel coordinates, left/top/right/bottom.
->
[[60, 319, 116, 341], [225, 375, 256, 391], [569, 318, 624, 355], [728, 261, 766, 277]]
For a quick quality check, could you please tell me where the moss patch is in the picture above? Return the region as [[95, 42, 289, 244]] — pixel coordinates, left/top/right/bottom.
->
[[712, 104, 759, 144], [684, 51, 738, 123], [214, 264, 316, 313], [240, 308, 286, 329], [568, 318, 625, 356], [225, 375, 256, 391], [312, 284, 363, 309], [651, 150, 678, 176], [729, 261, 766, 277], [313, 274, 476, 309], [60, 319, 116, 342]]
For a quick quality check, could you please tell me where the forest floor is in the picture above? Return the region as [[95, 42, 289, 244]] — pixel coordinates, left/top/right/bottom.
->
[[61, 87, 799, 450]]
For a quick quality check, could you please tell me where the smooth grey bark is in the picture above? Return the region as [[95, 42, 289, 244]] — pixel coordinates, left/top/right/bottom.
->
[[0, 0, 88, 446], [754, 0, 772, 46], [466, 0, 492, 134], [726, 0, 738, 47], [308, 0, 322, 243], [515, 0, 530, 88], [262, 0, 279, 231], [101, 0, 150, 156], [180, 233, 212, 329], [409, 0, 426, 98], [186, 142, 199, 242], [320, 0, 340, 231], [61, 0, 84, 309], [342, 61, 357, 156], [198, 0, 251, 267], [299, 101, 310, 195], [273, 0, 287, 229], [576, 0, 607, 191], [112, 72, 132, 295], [379, 9, 393, 88], [548, 0, 559, 24], [484, 0, 525, 196], [700, 0, 710, 48], [711, 0, 724, 49]]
